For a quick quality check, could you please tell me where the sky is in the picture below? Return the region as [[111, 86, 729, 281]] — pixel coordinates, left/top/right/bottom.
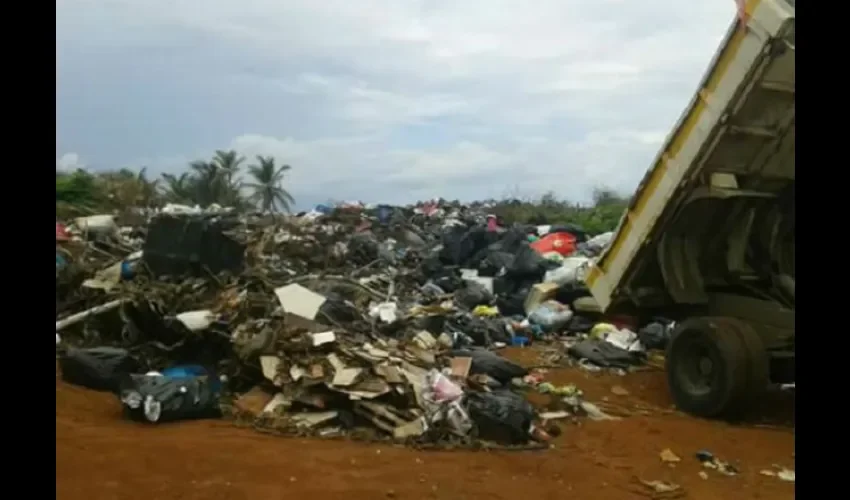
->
[[56, 0, 738, 209]]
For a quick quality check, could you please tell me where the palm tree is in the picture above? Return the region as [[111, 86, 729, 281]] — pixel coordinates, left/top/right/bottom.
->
[[211, 150, 244, 178], [208, 150, 245, 207], [187, 160, 216, 206], [136, 167, 160, 208], [246, 156, 295, 213], [161, 172, 195, 204]]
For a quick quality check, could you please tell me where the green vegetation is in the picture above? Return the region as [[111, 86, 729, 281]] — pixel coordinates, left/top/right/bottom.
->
[[56, 149, 629, 236], [56, 169, 109, 218], [244, 156, 296, 213], [491, 188, 629, 235], [55, 150, 296, 218]]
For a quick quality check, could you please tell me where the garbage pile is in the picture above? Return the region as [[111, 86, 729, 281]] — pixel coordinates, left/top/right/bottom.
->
[[56, 201, 646, 449]]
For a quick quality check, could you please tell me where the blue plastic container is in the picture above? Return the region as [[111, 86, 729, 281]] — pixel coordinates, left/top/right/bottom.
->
[[161, 365, 209, 379], [120, 260, 135, 280], [377, 205, 393, 224], [161, 365, 222, 391]]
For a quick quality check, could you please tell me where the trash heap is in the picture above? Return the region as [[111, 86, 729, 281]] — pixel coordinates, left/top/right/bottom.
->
[[56, 200, 652, 449]]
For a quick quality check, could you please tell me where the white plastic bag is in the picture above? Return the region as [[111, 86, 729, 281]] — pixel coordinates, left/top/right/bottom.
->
[[162, 203, 202, 215], [74, 215, 118, 235], [604, 328, 645, 352], [175, 310, 217, 332], [544, 257, 591, 286], [586, 232, 615, 251], [528, 300, 574, 331], [369, 302, 399, 323], [537, 225, 552, 236], [427, 370, 464, 403]]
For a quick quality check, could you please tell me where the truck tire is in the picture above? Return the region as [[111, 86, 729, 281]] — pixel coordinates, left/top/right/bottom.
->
[[666, 317, 767, 419], [715, 317, 770, 406]]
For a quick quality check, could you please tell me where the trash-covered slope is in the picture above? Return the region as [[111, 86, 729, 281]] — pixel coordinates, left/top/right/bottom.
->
[[53, 200, 769, 449]]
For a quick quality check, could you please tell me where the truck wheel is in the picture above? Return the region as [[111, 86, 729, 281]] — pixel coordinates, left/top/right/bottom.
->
[[666, 317, 767, 419], [715, 317, 769, 405]]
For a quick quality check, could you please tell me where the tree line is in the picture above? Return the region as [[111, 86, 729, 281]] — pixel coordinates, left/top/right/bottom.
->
[[490, 189, 630, 235], [56, 148, 629, 234], [56, 149, 295, 217]]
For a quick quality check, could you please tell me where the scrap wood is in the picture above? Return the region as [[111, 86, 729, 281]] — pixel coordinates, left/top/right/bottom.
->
[[354, 401, 417, 435], [55, 202, 641, 451], [56, 299, 126, 331], [632, 477, 685, 499]]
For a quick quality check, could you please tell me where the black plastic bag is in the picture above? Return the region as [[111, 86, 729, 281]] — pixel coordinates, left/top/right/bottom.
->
[[478, 251, 515, 276], [318, 293, 362, 323], [488, 229, 528, 255], [447, 316, 510, 346], [565, 314, 596, 334], [637, 320, 674, 350], [433, 274, 463, 293], [439, 226, 474, 265], [348, 232, 381, 265], [466, 390, 536, 444], [495, 284, 532, 316], [419, 254, 445, 279], [59, 347, 140, 393], [491, 275, 515, 296], [440, 227, 497, 267], [454, 281, 494, 310], [554, 281, 592, 308], [506, 245, 551, 280], [451, 348, 528, 383], [118, 372, 222, 423], [568, 339, 640, 369]]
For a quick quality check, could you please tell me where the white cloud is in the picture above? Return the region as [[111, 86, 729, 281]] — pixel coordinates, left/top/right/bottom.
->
[[276, 74, 477, 129], [56, 153, 86, 171], [56, 0, 739, 207]]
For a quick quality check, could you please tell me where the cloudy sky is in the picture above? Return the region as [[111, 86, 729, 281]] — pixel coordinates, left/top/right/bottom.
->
[[57, 0, 737, 209]]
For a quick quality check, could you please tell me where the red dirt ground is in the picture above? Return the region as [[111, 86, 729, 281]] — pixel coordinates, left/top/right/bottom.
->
[[56, 348, 795, 500]]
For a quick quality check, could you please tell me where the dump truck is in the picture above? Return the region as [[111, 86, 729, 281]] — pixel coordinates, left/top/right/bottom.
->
[[585, 0, 795, 419]]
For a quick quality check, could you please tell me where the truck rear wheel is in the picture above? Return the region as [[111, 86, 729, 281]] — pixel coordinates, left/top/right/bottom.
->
[[666, 317, 768, 419]]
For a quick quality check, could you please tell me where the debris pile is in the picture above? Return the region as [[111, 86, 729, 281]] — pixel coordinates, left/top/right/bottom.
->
[[56, 201, 634, 449]]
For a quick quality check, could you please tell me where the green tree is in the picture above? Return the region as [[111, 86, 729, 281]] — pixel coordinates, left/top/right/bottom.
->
[[245, 155, 295, 213], [183, 152, 246, 208], [135, 167, 160, 208], [591, 187, 626, 207], [188, 160, 218, 206], [97, 167, 161, 208], [211, 150, 245, 207], [56, 149, 297, 216], [56, 169, 107, 217], [160, 172, 195, 204], [491, 186, 629, 235]]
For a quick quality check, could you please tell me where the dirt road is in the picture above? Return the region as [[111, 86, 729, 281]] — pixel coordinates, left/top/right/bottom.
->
[[56, 349, 794, 500]]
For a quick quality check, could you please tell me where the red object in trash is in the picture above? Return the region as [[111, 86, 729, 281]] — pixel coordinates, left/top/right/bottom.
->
[[530, 232, 576, 257], [608, 314, 638, 332], [56, 222, 71, 242], [420, 202, 438, 216]]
